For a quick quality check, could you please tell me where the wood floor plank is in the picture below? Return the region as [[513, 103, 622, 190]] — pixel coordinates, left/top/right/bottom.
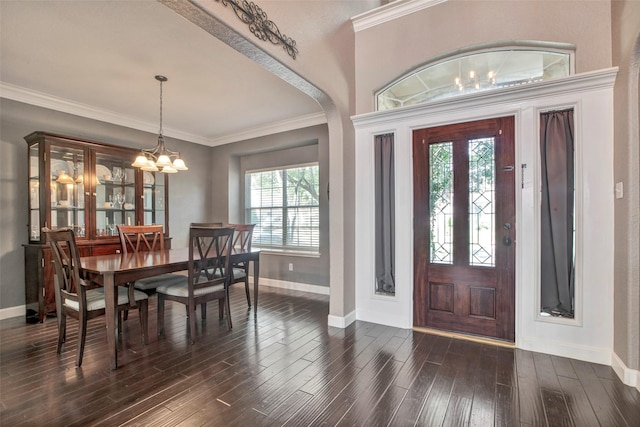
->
[[442, 394, 472, 427], [495, 383, 519, 427], [515, 349, 547, 426], [261, 390, 314, 426], [468, 345, 497, 426], [389, 360, 439, 425], [414, 350, 459, 426], [360, 384, 408, 427], [496, 346, 517, 387], [556, 375, 600, 427], [600, 377, 640, 425], [540, 388, 573, 427], [533, 352, 562, 391], [571, 359, 629, 426], [1, 285, 637, 427]]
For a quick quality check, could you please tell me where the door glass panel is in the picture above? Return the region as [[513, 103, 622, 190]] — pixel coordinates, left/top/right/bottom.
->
[[468, 137, 496, 267], [50, 144, 85, 237], [95, 153, 136, 236], [429, 142, 454, 264]]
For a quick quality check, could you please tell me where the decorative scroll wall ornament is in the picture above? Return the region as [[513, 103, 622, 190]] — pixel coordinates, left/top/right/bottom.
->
[[215, 0, 299, 59]]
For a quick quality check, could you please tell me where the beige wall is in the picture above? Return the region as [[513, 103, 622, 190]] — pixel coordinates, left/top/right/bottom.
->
[[209, 125, 331, 287], [355, 0, 612, 114], [612, 0, 640, 373]]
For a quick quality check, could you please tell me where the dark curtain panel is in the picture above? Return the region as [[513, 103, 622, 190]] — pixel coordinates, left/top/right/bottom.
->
[[540, 109, 575, 316], [375, 133, 395, 295]]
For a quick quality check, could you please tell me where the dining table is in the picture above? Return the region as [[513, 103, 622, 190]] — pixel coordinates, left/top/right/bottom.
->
[[80, 247, 260, 370]]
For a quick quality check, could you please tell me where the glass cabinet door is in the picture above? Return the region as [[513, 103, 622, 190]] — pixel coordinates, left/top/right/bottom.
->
[[95, 152, 136, 237], [28, 144, 41, 241], [48, 144, 87, 237], [143, 170, 166, 230]]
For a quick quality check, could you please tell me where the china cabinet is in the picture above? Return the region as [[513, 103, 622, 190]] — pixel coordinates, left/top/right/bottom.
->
[[24, 131, 171, 321]]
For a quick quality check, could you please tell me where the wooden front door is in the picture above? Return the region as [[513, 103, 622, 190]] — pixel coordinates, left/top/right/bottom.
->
[[413, 117, 515, 341]]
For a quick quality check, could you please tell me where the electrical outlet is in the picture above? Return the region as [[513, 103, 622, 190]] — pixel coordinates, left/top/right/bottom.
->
[[288, 263, 293, 271]]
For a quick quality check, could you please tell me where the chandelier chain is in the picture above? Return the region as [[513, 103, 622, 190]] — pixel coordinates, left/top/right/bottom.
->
[[159, 78, 163, 136]]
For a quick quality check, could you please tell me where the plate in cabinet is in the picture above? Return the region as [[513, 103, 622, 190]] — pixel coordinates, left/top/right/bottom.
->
[[96, 164, 111, 180], [143, 171, 155, 185]]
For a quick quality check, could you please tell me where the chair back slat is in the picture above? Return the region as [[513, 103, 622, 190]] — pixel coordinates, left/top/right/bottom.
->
[[43, 228, 83, 302], [188, 226, 234, 291], [117, 225, 165, 255], [229, 224, 255, 252]]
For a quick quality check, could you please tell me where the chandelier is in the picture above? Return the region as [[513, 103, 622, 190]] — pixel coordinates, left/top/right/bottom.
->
[[132, 75, 188, 173]]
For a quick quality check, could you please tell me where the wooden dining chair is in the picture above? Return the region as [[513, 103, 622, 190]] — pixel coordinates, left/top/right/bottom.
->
[[156, 226, 235, 343], [44, 228, 149, 367], [117, 224, 184, 294], [228, 224, 255, 307]]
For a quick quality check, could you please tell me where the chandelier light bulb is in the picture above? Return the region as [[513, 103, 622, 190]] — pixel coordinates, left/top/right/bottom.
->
[[172, 158, 188, 170], [132, 154, 149, 168], [141, 160, 158, 172], [156, 154, 172, 168]]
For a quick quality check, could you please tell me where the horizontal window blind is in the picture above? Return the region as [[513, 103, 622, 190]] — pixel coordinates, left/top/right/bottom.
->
[[246, 164, 319, 252]]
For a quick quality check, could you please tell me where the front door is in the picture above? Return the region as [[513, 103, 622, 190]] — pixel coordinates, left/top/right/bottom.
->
[[413, 117, 515, 341]]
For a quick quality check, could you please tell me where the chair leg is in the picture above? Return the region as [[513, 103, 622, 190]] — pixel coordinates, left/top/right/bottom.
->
[[218, 299, 225, 320], [157, 294, 165, 337], [123, 309, 129, 321], [76, 311, 88, 367], [201, 303, 207, 320], [188, 301, 196, 344], [225, 290, 232, 330], [57, 312, 66, 354], [138, 300, 149, 345], [244, 278, 251, 307]]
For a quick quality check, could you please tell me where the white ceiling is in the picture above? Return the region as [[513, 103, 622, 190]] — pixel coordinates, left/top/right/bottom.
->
[[0, 1, 327, 147]]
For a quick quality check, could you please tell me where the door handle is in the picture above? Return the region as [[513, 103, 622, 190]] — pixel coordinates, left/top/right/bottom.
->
[[503, 222, 512, 246]]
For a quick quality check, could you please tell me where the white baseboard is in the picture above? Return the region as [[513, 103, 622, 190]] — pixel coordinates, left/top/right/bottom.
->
[[0, 305, 25, 321], [257, 277, 356, 328], [328, 310, 357, 328], [612, 351, 640, 391], [256, 277, 330, 295], [356, 307, 412, 329], [519, 336, 611, 366]]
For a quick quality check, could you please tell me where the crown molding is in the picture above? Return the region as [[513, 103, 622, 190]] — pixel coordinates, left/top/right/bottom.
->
[[352, 0, 447, 32], [1, 81, 326, 147], [0, 81, 211, 146], [208, 112, 327, 146]]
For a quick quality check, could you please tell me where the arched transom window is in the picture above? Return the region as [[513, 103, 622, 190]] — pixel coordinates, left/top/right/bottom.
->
[[376, 47, 573, 111]]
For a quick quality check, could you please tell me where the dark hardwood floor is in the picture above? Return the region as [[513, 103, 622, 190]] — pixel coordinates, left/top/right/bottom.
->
[[1, 286, 638, 426]]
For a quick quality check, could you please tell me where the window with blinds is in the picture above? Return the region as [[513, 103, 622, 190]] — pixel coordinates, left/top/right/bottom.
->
[[245, 163, 319, 252]]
